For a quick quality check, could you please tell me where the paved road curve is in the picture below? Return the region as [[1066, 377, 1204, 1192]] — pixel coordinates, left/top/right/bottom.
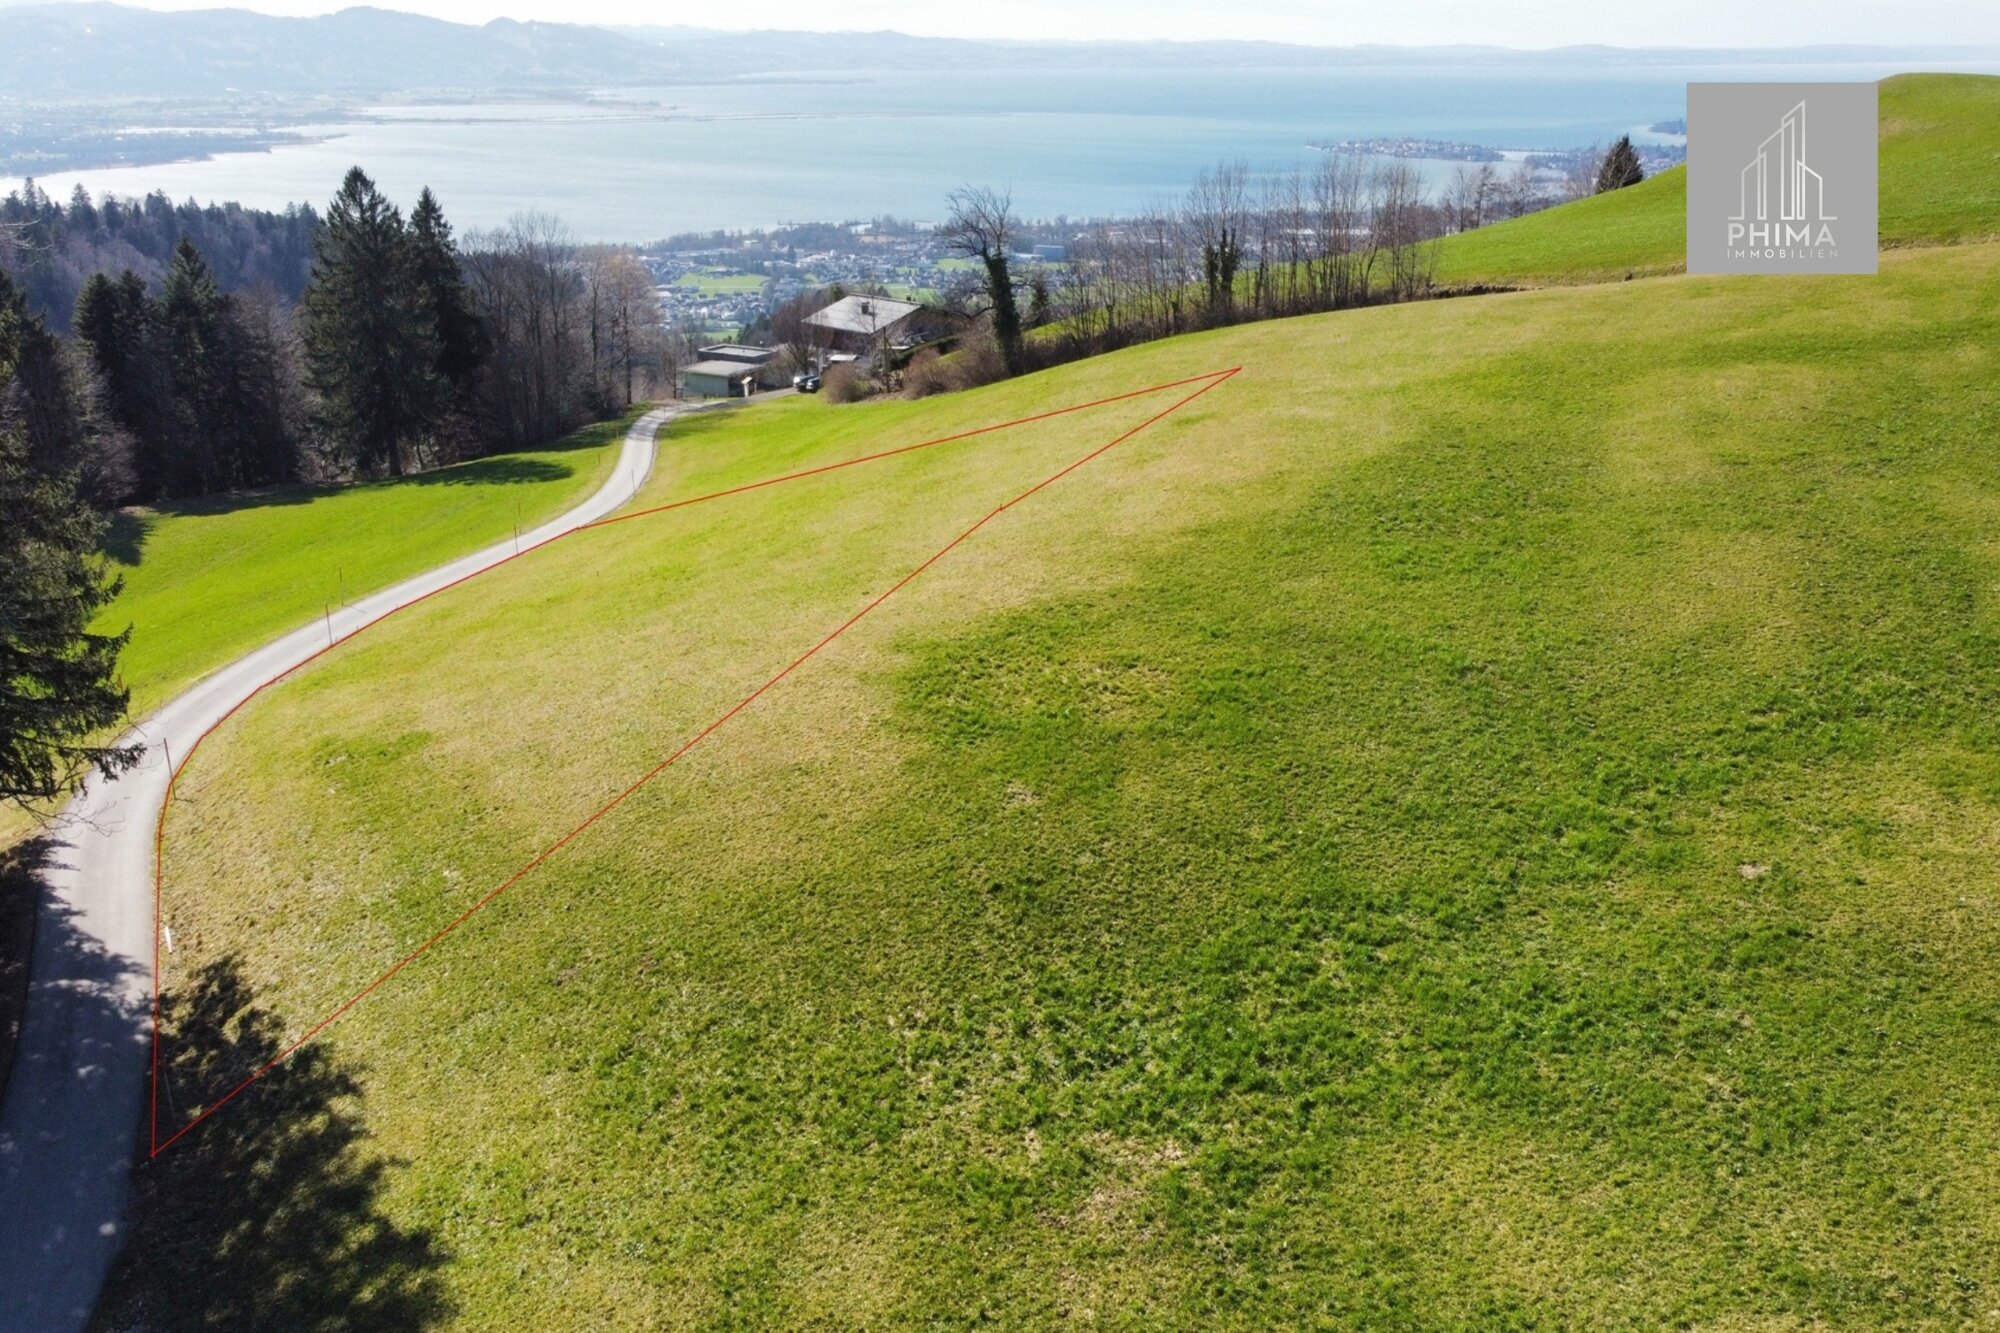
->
[[0, 406, 679, 1330]]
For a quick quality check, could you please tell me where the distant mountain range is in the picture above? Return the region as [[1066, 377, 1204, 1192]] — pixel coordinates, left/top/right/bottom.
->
[[1, 3, 660, 95], [1, 2, 1993, 98]]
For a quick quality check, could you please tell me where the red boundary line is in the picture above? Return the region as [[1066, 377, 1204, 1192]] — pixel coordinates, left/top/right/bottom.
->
[[150, 366, 1241, 1156], [574, 369, 1237, 533]]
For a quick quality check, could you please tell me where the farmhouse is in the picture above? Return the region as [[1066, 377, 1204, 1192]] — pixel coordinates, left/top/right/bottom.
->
[[801, 294, 971, 372], [804, 294, 925, 357]]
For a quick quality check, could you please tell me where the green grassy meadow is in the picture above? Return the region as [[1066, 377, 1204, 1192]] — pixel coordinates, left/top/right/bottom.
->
[[101, 218, 2000, 1327], [1435, 72, 2000, 286], [94, 410, 640, 718], [0, 412, 638, 857], [1433, 164, 1689, 285], [677, 268, 770, 296]]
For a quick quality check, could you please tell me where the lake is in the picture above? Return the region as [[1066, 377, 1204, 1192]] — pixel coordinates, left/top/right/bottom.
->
[[8, 57, 1994, 241]]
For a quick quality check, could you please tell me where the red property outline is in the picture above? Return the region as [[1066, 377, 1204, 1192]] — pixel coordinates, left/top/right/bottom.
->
[[150, 365, 1242, 1155]]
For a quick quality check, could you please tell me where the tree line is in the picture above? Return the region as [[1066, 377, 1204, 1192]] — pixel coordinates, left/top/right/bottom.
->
[[0, 166, 677, 505], [931, 158, 1445, 378], [0, 165, 677, 817], [0, 181, 320, 332], [933, 139, 1643, 377], [0, 252, 136, 810]]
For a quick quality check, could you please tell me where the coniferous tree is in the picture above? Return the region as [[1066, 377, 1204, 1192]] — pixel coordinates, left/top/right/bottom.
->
[[75, 271, 175, 500], [1596, 136, 1645, 194], [214, 292, 300, 490], [301, 167, 442, 476], [75, 273, 152, 426], [76, 251, 296, 500], [1027, 267, 1053, 328], [67, 184, 99, 237], [157, 240, 298, 493], [1, 267, 130, 507], [409, 187, 488, 418], [158, 238, 230, 492], [0, 332, 139, 811], [2, 183, 318, 332]]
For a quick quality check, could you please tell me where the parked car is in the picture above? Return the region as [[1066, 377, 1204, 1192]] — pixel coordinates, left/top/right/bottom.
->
[[793, 371, 822, 393]]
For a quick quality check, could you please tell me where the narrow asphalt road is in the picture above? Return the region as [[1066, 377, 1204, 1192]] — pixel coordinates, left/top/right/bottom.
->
[[0, 405, 684, 1331]]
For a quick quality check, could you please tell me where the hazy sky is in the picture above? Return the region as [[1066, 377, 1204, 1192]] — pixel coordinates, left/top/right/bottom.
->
[[97, 0, 2000, 47]]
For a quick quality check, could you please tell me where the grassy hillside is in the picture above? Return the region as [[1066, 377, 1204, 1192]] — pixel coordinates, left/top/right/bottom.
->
[[104, 236, 2000, 1328], [0, 412, 639, 858], [1434, 164, 1688, 285], [1435, 72, 2000, 286], [95, 410, 640, 718], [1878, 73, 2000, 245]]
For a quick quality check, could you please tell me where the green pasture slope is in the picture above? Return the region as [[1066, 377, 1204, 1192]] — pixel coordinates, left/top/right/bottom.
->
[[102, 79, 2000, 1331], [677, 268, 769, 296], [94, 410, 641, 718], [1435, 72, 2000, 286], [0, 412, 637, 855]]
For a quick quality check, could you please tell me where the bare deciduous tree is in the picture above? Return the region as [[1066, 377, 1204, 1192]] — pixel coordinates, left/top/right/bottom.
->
[[981, 150, 1449, 374], [1443, 162, 1501, 234], [1311, 152, 1374, 309], [1499, 161, 1539, 219], [659, 313, 704, 398], [1187, 161, 1249, 321], [939, 186, 1023, 374], [583, 250, 663, 408], [1372, 163, 1439, 302], [462, 212, 588, 451], [768, 286, 839, 377], [1563, 144, 1604, 202]]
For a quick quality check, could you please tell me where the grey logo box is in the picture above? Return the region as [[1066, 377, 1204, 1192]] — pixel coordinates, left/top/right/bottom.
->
[[1687, 82, 1878, 275]]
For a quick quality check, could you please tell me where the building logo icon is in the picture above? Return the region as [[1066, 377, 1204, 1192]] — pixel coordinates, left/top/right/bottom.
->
[[1733, 101, 1832, 226], [1687, 82, 1876, 275]]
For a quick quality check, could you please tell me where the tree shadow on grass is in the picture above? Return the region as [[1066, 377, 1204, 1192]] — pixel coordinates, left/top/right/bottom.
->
[[98, 511, 153, 569], [96, 454, 580, 569], [367, 456, 574, 489], [93, 956, 453, 1331], [155, 456, 576, 518], [514, 413, 642, 456]]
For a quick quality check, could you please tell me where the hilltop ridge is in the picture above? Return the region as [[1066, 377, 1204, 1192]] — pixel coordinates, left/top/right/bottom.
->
[[1436, 71, 2000, 285]]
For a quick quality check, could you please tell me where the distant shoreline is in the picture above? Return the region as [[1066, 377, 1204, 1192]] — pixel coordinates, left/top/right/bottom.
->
[[5, 58, 1966, 242], [4, 132, 335, 180]]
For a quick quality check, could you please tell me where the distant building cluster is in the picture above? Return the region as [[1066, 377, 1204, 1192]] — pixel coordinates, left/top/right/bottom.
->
[[1313, 137, 1506, 163], [636, 125, 1679, 348], [639, 218, 1070, 341]]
